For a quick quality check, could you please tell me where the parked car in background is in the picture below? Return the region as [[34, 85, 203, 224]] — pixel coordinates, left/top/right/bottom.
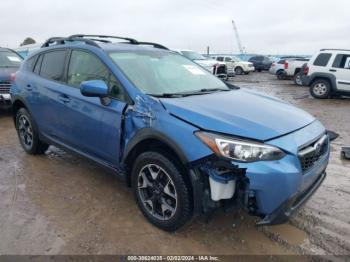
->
[[283, 57, 310, 85], [269, 56, 305, 80], [248, 55, 272, 72], [0, 47, 23, 109], [302, 49, 350, 98], [176, 50, 227, 79], [11, 35, 330, 232], [211, 55, 254, 75], [14, 43, 42, 58]]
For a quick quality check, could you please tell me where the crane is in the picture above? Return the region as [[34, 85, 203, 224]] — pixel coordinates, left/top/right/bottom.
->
[[232, 20, 245, 54]]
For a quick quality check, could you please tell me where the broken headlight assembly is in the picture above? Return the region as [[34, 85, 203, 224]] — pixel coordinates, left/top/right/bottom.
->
[[195, 131, 286, 162]]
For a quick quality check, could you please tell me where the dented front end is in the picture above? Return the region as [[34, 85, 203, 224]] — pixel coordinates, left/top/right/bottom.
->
[[120, 93, 329, 225]]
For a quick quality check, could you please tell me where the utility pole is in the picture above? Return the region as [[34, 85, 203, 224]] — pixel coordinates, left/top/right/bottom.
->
[[232, 20, 245, 54]]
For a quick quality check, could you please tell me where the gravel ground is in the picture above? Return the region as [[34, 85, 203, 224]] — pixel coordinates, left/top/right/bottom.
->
[[0, 72, 349, 257]]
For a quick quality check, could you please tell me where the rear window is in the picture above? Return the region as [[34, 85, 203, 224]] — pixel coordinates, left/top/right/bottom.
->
[[313, 53, 332, 67], [332, 54, 350, 69], [0, 50, 22, 68], [277, 59, 285, 64], [39, 50, 67, 81]]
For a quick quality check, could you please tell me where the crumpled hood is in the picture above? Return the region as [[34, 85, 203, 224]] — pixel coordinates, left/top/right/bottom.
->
[[0, 67, 17, 81], [160, 88, 315, 141]]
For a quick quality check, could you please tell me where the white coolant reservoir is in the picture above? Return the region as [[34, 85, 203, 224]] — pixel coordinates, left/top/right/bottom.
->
[[209, 177, 236, 201]]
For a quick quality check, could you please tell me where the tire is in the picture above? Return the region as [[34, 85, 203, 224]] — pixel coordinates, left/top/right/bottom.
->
[[235, 66, 243, 75], [293, 73, 303, 86], [15, 108, 49, 154], [276, 70, 285, 80], [131, 151, 192, 232], [257, 69, 262, 72], [310, 79, 331, 99]]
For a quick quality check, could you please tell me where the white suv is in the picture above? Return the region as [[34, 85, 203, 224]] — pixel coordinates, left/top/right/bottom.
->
[[302, 49, 350, 98], [211, 55, 255, 75]]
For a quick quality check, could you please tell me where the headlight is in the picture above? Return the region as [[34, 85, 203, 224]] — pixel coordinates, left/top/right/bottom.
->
[[195, 131, 286, 162]]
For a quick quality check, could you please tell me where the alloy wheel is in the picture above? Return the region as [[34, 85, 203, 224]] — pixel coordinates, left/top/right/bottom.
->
[[18, 115, 33, 149], [313, 83, 327, 96], [137, 164, 177, 221]]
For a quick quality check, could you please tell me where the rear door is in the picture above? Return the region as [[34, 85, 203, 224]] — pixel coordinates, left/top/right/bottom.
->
[[29, 49, 69, 137], [57, 49, 128, 166], [331, 53, 350, 91]]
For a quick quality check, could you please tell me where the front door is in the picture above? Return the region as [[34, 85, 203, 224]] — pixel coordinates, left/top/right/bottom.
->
[[56, 49, 128, 167]]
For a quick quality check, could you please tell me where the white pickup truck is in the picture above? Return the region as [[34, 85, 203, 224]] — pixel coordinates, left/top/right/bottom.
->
[[282, 57, 309, 85]]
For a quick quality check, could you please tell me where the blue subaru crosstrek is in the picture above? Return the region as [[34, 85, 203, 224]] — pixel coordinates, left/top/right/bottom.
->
[[11, 35, 330, 231]]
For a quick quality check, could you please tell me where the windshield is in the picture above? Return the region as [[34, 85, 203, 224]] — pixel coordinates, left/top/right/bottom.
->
[[232, 56, 241, 62], [180, 51, 206, 61], [0, 51, 22, 68], [109, 51, 229, 96]]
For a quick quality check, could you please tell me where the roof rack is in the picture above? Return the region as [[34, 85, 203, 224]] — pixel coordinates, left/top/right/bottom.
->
[[69, 34, 138, 44], [41, 36, 100, 48], [320, 48, 350, 52], [41, 34, 169, 50]]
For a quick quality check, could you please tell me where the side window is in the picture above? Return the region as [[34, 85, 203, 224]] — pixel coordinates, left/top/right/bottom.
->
[[217, 57, 224, 62], [33, 55, 43, 75], [332, 54, 350, 69], [313, 53, 332, 67], [24, 55, 37, 71], [40, 50, 67, 81], [224, 57, 232, 62], [68, 50, 125, 101]]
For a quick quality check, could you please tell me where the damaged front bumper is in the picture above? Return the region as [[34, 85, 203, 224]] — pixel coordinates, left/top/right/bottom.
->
[[257, 171, 326, 225], [188, 121, 330, 225]]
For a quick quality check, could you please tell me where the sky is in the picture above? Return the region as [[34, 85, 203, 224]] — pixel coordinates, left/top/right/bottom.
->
[[1, 0, 349, 55]]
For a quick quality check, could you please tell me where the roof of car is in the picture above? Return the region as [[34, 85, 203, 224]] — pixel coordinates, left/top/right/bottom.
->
[[38, 35, 171, 54]]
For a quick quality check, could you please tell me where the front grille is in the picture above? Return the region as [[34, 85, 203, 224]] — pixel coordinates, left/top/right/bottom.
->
[[298, 134, 328, 173], [0, 81, 11, 94], [213, 65, 227, 75]]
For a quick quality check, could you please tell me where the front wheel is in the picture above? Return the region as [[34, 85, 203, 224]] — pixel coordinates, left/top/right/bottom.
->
[[310, 79, 331, 99], [131, 151, 192, 232], [235, 67, 243, 75], [15, 108, 49, 154]]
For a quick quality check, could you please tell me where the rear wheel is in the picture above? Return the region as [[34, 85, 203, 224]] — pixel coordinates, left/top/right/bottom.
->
[[276, 70, 285, 80], [15, 108, 49, 154], [131, 151, 192, 232], [310, 79, 331, 99], [293, 73, 303, 86]]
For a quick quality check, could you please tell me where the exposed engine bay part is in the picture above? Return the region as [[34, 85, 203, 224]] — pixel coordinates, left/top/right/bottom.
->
[[188, 155, 248, 215]]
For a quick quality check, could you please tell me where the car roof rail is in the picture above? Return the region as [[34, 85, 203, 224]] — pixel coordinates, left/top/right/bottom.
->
[[320, 48, 350, 52], [69, 34, 139, 44], [41, 35, 169, 50], [41, 36, 100, 48]]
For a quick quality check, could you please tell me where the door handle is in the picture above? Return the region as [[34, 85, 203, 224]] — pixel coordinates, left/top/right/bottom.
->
[[58, 94, 70, 103], [329, 69, 337, 72]]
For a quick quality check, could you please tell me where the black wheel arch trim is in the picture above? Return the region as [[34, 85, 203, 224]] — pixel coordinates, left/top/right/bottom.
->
[[11, 96, 34, 125], [309, 72, 337, 91], [121, 128, 190, 166]]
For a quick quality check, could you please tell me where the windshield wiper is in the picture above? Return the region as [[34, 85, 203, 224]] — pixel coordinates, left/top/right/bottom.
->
[[148, 88, 230, 98], [199, 88, 230, 92], [147, 93, 187, 98]]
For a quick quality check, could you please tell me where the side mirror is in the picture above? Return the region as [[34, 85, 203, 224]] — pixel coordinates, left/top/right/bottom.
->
[[80, 80, 108, 98]]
